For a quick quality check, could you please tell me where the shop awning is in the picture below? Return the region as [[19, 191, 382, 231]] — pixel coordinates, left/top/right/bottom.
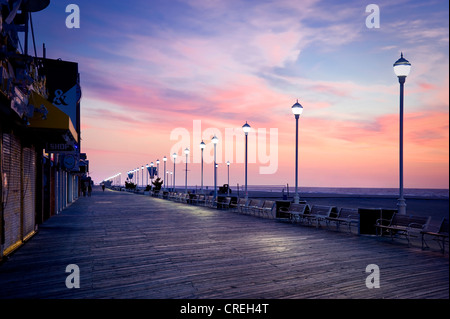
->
[[28, 91, 78, 142]]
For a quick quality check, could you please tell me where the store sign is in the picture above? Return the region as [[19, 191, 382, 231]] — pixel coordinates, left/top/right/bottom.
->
[[46, 143, 76, 153], [43, 58, 81, 132], [147, 166, 157, 178], [63, 153, 79, 171]]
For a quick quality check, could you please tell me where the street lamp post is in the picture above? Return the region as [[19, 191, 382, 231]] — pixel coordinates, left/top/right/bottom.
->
[[163, 156, 167, 191], [212, 135, 219, 200], [141, 166, 144, 188], [156, 159, 160, 178], [200, 141, 206, 194], [393, 53, 411, 215], [166, 170, 169, 191], [146, 164, 149, 187], [184, 148, 190, 193], [227, 161, 230, 196], [292, 100, 304, 204], [150, 162, 154, 186], [242, 122, 251, 201], [172, 153, 177, 192]]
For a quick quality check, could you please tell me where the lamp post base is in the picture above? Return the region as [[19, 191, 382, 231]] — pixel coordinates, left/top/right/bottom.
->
[[397, 198, 407, 215], [294, 193, 299, 204]]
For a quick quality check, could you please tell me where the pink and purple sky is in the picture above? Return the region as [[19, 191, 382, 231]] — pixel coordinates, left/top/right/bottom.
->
[[32, 0, 448, 189]]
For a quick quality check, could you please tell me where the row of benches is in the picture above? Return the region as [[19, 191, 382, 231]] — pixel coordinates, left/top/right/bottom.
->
[[256, 201, 449, 253], [279, 203, 359, 232], [164, 192, 277, 219], [232, 198, 276, 219], [167, 192, 212, 205], [160, 192, 448, 254], [375, 213, 449, 253]]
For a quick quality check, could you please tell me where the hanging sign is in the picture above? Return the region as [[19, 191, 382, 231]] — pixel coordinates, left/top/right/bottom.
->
[[147, 166, 157, 178]]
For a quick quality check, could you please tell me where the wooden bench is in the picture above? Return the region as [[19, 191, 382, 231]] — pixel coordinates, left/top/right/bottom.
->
[[251, 200, 275, 219], [216, 196, 232, 210], [421, 218, 449, 254], [279, 203, 310, 223], [188, 194, 198, 204], [174, 192, 183, 202], [375, 213, 431, 246], [193, 194, 206, 206], [187, 193, 198, 204], [204, 195, 214, 207], [305, 205, 338, 228], [326, 207, 359, 233], [228, 197, 241, 212], [233, 198, 248, 213], [181, 193, 190, 203], [245, 199, 261, 215]]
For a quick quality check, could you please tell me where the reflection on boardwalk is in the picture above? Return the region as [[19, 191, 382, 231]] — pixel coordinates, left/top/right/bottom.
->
[[0, 187, 448, 299]]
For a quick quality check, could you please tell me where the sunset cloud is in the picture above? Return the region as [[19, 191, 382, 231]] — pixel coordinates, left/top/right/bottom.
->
[[32, 0, 449, 188]]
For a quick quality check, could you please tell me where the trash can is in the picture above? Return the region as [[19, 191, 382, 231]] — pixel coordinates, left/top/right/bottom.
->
[[358, 208, 382, 235], [358, 208, 397, 235], [275, 200, 291, 219]]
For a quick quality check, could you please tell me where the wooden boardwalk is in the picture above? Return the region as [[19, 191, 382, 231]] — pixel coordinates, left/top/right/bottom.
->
[[0, 187, 448, 300]]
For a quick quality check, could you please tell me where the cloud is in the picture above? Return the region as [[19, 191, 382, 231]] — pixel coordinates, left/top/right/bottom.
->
[[33, 0, 448, 188]]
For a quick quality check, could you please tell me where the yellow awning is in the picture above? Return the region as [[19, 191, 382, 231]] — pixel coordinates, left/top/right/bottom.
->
[[28, 92, 78, 142]]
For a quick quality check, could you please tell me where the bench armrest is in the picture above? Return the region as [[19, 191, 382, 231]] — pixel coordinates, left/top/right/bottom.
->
[[408, 222, 426, 229], [375, 218, 391, 226]]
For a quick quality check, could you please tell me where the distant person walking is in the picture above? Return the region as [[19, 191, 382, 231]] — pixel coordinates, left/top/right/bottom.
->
[[102, 184, 105, 192], [88, 182, 92, 197], [81, 182, 87, 197]]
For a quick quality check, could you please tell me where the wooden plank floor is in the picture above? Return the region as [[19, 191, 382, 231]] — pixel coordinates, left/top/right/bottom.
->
[[0, 187, 448, 300]]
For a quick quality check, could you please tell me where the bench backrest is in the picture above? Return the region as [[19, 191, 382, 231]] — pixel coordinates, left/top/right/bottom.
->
[[288, 203, 310, 214], [390, 214, 410, 227], [391, 214, 430, 229], [262, 200, 275, 209], [440, 218, 449, 236], [249, 199, 261, 207], [310, 205, 338, 218], [411, 215, 431, 229], [423, 218, 442, 233], [337, 207, 359, 219], [237, 198, 247, 206]]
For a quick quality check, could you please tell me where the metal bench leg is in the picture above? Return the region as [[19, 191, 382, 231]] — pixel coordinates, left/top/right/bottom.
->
[[437, 237, 445, 254], [421, 234, 428, 250]]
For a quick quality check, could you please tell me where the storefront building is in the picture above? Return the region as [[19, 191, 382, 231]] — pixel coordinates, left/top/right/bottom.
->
[[1, 2, 87, 260]]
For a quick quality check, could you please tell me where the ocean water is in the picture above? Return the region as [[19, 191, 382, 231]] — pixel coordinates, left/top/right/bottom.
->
[[226, 185, 449, 199]]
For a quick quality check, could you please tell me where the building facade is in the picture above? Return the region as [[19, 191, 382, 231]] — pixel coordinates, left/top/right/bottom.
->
[[1, 2, 87, 260]]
